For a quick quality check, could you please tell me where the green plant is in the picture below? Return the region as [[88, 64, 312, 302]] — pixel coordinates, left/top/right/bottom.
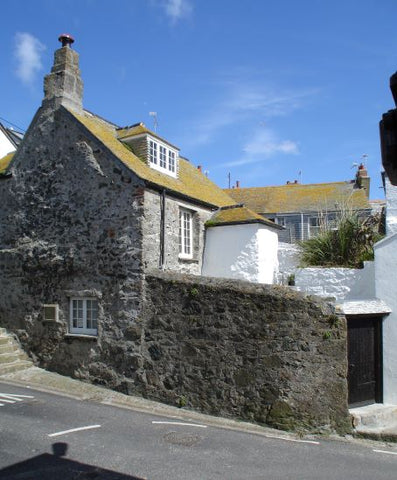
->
[[323, 331, 332, 340], [189, 287, 199, 297], [178, 395, 187, 408], [287, 274, 295, 286], [299, 210, 383, 269]]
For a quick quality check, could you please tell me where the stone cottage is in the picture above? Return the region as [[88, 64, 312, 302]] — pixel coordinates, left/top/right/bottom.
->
[[0, 35, 352, 432]]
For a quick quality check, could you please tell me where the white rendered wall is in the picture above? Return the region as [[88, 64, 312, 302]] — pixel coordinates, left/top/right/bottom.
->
[[295, 262, 375, 302], [202, 224, 278, 284], [0, 130, 16, 158], [385, 176, 397, 236], [277, 242, 301, 283], [375, 234, 397, 403]]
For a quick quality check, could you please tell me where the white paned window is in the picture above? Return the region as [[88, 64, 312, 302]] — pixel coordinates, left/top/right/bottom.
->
[[149, 140, 158, 165], [147, 137, 178, 177], [159, 145, 167, 168], [179, 209, 193, 258], [168, 150, 175, 173], [70, 298, 98, 335]]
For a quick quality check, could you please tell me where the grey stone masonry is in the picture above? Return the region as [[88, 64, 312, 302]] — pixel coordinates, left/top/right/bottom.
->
[[43, 45, 83, 113], [135, 272, 351, 434]]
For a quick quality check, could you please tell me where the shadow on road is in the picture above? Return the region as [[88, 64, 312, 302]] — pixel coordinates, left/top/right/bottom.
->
[[0, 442, 145, 480]]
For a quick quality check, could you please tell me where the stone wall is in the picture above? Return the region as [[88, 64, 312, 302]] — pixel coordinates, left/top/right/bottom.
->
[[142, 189, 212, 275], [0, 105, 145, 355], [135, 272, 349, 433]]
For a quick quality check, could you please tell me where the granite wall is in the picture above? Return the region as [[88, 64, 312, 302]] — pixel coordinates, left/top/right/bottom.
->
[[133, 272, 350, 433]]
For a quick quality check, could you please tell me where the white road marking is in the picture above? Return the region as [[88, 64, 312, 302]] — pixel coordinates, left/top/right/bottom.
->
[[373, 449, 397, 456], [152, 421, 207, 428], [0, 393, 34, 407], [48, 425, 101, 437], [263, 434, 320, 445]]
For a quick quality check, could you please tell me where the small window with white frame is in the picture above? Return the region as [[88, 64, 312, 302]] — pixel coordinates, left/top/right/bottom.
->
[[70, 298, 98, 335], [179, 208, 193, 259], [147, 136, 178, 177], [168, 150, 176, 173], [149, 140, 158, 165], [159, 145, 167, 168]]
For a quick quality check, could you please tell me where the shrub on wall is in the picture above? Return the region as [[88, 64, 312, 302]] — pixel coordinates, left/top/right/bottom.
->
[[299, 211, 383, 268]]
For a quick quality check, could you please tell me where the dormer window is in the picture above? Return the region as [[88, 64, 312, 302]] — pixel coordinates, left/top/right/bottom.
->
[[147, 136, 178, 177], [118, 123, 179, 178]]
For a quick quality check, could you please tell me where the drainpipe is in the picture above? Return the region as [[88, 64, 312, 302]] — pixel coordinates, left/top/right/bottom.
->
[[159, 189, 166, 269]]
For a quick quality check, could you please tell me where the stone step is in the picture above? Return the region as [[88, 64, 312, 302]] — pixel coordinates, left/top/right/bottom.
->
[[0, 343, 18, 354], [0, 360, 33, 376], [0, 352, 23, 364], [0, 327, 33, 376], [350, 404, 397, 429]]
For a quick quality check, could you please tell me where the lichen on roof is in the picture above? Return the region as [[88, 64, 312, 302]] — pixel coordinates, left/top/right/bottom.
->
[[67, 108, 235, 208], [225, 182, 370, 214], [206, 205, 281, 229], [0, 152, 15, 176], [117, 123, 180, 150]]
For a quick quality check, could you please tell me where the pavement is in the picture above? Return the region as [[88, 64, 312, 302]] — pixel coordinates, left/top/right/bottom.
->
[[1, 365, 397, 443]]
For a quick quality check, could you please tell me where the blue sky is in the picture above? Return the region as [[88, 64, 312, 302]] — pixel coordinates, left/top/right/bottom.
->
[[1, 0, 397, 198]]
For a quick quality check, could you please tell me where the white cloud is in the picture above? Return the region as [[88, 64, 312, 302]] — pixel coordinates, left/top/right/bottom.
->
[[185, 80, 315, 148], [160, 0, 192, 23], [222, 128, 299, 168], [244, 129, 299, 156], [14, 32, 46, 85]]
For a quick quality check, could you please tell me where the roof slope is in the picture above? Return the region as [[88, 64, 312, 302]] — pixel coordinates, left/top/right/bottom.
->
[[207, 205, 282, 229], [0, 152, 14, 176], [68, 109, 235, 209], [224, 182, 370, 214]]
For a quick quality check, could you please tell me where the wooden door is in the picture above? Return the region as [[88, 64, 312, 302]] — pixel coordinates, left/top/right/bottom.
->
[[347, 316, 382, 406]]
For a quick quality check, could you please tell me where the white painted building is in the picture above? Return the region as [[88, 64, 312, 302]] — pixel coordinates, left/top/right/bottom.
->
[[0, 123, 20, 158], [374, 176, 397, 403], [202, 205, 281, 284]]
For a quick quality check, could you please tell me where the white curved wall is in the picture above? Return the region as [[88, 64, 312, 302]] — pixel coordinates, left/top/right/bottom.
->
[[202, 224, 278, 284]]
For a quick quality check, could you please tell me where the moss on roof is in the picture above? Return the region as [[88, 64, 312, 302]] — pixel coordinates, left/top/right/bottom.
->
[[117, 123, 179, 150], [224, 182, 370, 214], [0, 152, 15, 175], [68, 109, 235, 208], [207, 205, 281, 229]]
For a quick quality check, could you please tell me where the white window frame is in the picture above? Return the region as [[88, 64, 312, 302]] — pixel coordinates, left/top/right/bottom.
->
[[69, 298, 98, 336], [149, 140, 158, 165], [147, 136, 178, 178], [159, 145, 167, 168], [179, 208, 193, 259]]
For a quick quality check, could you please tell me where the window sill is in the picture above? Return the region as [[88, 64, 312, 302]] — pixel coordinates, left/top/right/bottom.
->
[[178, 257, 199, 264], [65, 333, 98, 340]]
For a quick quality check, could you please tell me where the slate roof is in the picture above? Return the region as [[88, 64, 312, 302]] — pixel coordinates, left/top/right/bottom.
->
[[67, 108, 236, 209], [224, 182, 371, 214], [207, 205, 282, 229]]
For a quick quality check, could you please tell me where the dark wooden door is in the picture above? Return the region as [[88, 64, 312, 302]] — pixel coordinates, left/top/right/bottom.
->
[[347, 316, 382, 406]]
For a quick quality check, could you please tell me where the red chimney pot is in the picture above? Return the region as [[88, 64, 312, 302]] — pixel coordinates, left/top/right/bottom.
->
[[58, 34, 75, 48]]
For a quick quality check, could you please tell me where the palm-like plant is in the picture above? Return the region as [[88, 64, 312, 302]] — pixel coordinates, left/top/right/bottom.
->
[[299, 210, 383, 268]]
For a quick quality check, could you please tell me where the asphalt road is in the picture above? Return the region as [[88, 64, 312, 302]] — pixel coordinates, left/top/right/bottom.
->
[[1, 382, 397, 480]]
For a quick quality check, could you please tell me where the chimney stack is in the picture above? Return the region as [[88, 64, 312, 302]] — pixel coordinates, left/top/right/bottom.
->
[[43, 34, 83, 113], [355, 163, 370, 198]]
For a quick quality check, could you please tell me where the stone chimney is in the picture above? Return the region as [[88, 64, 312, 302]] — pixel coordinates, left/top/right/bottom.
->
[[43, 34, 83, 113], [355, 163, 370, 198]]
